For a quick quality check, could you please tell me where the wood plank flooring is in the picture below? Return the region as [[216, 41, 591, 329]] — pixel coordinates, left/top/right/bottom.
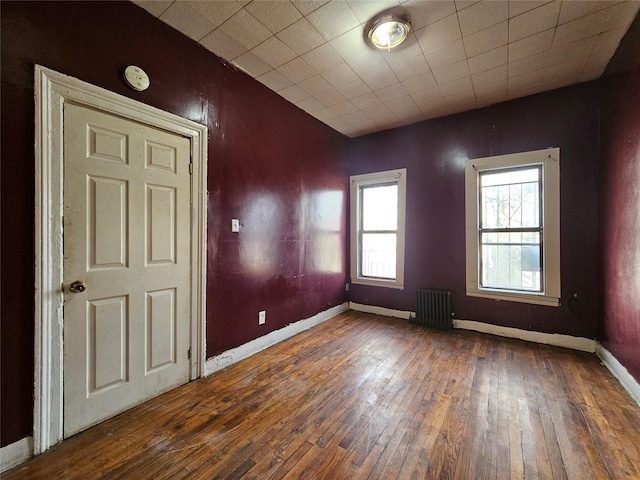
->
[[4, 311, 640, 479]]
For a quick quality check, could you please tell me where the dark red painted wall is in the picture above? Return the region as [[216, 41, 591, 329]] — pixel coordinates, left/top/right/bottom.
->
[[1, 1, 349, 447], [599, 70, 640, 384], [350, 83, 601, 339], [598, 7, 640, 384]]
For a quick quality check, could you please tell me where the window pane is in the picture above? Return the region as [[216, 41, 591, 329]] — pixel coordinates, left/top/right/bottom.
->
[[362, 184, 397, 231], [481, 232, 541, 291], [480, 168, 540, 229], [361, 233, 396, 279]]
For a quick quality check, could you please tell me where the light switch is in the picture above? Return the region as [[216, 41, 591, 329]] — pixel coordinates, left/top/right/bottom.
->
[[232, 219, 240, 232]]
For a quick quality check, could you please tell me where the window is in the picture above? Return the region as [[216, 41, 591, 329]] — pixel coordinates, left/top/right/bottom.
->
[[465, 149, 560, 306], [350, 169, 406, 289]]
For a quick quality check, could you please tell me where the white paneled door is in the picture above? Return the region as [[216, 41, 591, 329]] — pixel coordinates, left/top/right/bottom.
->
[[62, 103, 192, 437]]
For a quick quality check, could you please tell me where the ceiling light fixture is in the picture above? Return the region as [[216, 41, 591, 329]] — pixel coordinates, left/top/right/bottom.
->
[[365, 9, 411, 52]]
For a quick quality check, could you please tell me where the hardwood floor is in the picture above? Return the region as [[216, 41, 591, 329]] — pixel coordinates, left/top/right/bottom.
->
[[4, 311, 640, 479]]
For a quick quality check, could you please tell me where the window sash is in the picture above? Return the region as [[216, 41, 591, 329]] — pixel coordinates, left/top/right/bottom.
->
[[477, 165, 544, 293], [358, 181, 399, 280]]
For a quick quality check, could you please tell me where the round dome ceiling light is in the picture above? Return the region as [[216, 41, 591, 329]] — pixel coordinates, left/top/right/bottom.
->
[[365, 10, 411, 51]]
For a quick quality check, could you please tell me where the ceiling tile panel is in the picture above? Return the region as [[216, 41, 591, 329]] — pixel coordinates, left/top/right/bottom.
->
[[401, 71, 438, 94], [558, 1, 617, 25], [410, 85, 446, 105], [307, 0, 361, 41], [376, 83, 409, 102], [509, 1, 562, 42], [472, 64, 508, 88], [276, 18, 326, 55], [191, 1, 244, 29], [345, 0, 399, 24], [299, 75, 334, 95], [321, 62, 359, 86], [467, 45, 508, 74], [544, 57, 588, 83], [462, 21, 508, 58], [457, 0, 508, 36], [391, 56, 432, 82], [342, 110, 370, 125], [303, 43, 344, 72], [132, 0, 173, 17], [351, 92, 385, 110], [425, 39, 467, 70], [335, 78, 372, 98], [291, 0, 331, 16], [415, 13, 462, 53], [313, 106, 341, 122], [245, 0, 302, 34], [159, 2, 216, 41], [405, 0, 457, 30], [474, 79, 508, 100], [219, 9, 272, 49], [508, 51, 549, 77], [508, 28, 555, 61], [581, 51, 610, 80], [508, 69, 546, 92], [385, 95, 418, 112], [296, 96, 326, 113], [329, 26, 372, 60], [278, 84, 311, 103], [603, 0, 640, 30], [315, 89, 349, 106], [508, 1, 554, 18], [200, 29, 248, 60], [252, 36, 298, 68], [592, 26, 628, 56], [362, 67, 399, 90], [233, 51, 272, 77], [432, 59, 471, 84], [257, 69, 294, 91], [330, 100, 360, 116], [546, 35, 598, 67], [379, 34, 424, 66], [455, 1, 481, 12], [277, 57, 318, 83], [438, 75, 474, 97], [553, 7, 611, 46], [346, 51, 389, 77]]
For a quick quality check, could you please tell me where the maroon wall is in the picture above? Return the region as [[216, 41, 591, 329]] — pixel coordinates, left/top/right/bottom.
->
[[1, 1, 349, 447], [349, 82, 601, 339], [598, 14, 640, 383]]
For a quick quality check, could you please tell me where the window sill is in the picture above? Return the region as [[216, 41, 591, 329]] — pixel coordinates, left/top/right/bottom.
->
[[466, 288, 559, 307], [351, 278, 404, 290]]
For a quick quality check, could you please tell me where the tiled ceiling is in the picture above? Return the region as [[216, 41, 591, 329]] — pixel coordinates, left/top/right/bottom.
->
[[132, 0, 640, 138]]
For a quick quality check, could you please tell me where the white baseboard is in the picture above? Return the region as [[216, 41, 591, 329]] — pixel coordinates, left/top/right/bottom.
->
[[1, 436, 33, 473], [204, 302, 348, 376], [349, 303, 597, 352], [454, 319, 597, 352], [596, 344, 640, 408], [348, 302, 412, 319]]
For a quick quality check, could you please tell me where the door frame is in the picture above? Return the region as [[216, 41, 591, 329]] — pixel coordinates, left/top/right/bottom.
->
[[33, 66, 208, 454]]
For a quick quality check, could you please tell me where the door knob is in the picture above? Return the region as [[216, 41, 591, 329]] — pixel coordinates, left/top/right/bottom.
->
[[69, 281, 86, 293]]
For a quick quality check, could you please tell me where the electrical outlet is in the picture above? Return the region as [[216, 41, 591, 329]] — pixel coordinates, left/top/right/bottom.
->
[[346, 283, 350, 292], [232, 219, 240, 232], [259, 310, 266, 325]]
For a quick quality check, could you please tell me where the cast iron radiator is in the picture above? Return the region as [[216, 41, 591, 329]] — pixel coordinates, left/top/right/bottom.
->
[[413, 289, 453, 329]]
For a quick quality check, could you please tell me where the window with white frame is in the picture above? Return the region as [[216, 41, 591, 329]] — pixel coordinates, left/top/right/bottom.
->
[[465, 148, 560, 306], [350, 169, 406, 289]]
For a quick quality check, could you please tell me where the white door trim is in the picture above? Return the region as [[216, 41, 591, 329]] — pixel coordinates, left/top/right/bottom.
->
[[34, 66, 207, 454]]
